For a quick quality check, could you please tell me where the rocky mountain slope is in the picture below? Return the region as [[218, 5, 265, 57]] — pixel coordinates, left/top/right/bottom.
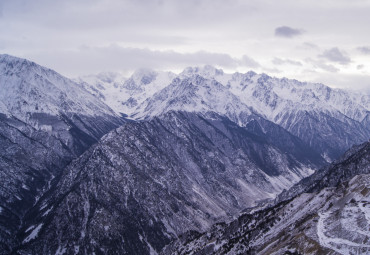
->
[[165, 141, 370, 255], [0, 54, 125, 253], [15, 111, 324, 255]]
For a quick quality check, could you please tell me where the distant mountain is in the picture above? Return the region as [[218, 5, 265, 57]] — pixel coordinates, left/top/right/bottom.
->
[[164, 141, 370, 255], [0, 54, 124, 154], [76, 69, 176, 116], [79, 65, 369, 161], [132, 75, 254, 124], [15, 111, 324, 255], [224, 70, 369, 161], [0, 54, 124, 253]]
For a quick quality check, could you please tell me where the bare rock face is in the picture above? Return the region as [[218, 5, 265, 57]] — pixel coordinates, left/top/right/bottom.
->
[[165, 141, 370, 255], [15, 111, 325, 254]]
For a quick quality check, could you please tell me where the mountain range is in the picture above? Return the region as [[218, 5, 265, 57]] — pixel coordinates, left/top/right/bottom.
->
[[0, 54, 368, 254], [78, 65, 369, 161]]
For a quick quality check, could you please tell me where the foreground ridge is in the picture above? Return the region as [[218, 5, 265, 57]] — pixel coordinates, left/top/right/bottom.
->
[[164, 141, 370, 255]]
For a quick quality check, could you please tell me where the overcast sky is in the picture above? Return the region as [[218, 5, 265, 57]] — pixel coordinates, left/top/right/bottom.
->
[[1, 0, 370, 91]]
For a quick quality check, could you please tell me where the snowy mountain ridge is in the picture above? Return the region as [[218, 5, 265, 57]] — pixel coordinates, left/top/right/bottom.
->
[[0, 54, 117, 122], [78, 65, 369, 124], [79, 65, 369, 161], [132, 75, 254, 126]]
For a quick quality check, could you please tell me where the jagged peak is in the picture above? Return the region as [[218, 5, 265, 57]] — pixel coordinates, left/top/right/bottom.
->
[[181, 65, 224, 77], [0, 54, 62, 82], [0, 54, 41, 69], [121, 68, 159, 90], [0, 53, 28, 63], [169, 74, 225, 91], [0, 54, 117, 118], [131, 68, 157, 82], [95, 71, 124, 83]]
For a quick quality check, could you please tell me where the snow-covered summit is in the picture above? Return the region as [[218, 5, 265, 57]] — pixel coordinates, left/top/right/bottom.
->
[[180, 65, 224, 78], [79, 64, 368, 125], [127, 68, 158, 87], [77, 68, 176, 116], [223, 70, 369, 123], [76, 65, 369, 160], [132, 74, 253, 123], [97, 65, 367, 161], [0, 54, 116, 121]]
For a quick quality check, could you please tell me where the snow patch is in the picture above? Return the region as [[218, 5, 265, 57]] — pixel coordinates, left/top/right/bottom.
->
[[74, 245, 80, 255], [25, 225, 36, 233], [23, 223, 43, 243], [42, 207, 52, 217], [40, 203, 47, 210], [55, 245, 67, 255], [317, 210, 370, 254]]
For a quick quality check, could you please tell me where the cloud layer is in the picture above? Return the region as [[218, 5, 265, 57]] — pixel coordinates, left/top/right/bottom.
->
[[0, 0, 369, 91], [28, 45, 261, 76], [272, 58, 302, 66], [319, 48, 351, 65], [357, 46, 370, 55]]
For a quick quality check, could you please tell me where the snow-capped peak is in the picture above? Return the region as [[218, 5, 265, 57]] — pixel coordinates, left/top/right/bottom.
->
[[75, 64, 369, 128], [132, 74, 253, 125], [0, 54, 117, 121], [181, 65, 224, 78], [0, 54, 58, 78], [76, 68, 176, 116], [131, 68, 158, 84]]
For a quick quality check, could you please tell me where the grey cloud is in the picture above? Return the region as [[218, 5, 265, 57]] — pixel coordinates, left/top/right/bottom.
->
[[357, 64, 364, 70], [311, 73, 370, 93], [2, 0, 370, 92], [240, 55, 260, 68], [318, 47, 351, 65], [275, 26, 304, 38], [263, 67, 282, 74], [357, 46, 370, 55], [305, 58, 339, 73], [302, 42, 319, 50], [1, 0, 254, 32], [272, 57, 302, 66], [318, 63, 340, 73], [302, 69, 317, 74], [28, 45, 254, 77]]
